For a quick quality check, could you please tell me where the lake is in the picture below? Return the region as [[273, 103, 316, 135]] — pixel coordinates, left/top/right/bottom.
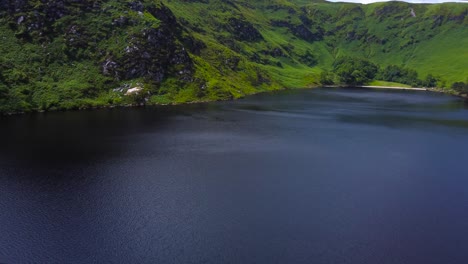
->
[[1, 88, 468, 263]]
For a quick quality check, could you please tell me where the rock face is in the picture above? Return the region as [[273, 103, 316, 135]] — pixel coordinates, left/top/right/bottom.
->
[[106, 3, 194, 83], [227, 18, 263, 42], [3, 0, 194, 84], [291, 24, 320, 42], [3, 0, 98, 38], [0, 0, 467, 113], [0, 0, 202, 112], [2, 0, 27, 15], [116, 28, 193, 82], [270, 20, 323, 42]]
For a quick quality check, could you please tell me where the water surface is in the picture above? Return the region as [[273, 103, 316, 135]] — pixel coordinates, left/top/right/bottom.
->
[[1, 88, 468, 263]]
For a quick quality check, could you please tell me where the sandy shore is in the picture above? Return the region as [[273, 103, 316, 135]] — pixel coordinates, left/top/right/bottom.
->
[[323, 85, 428, 91], [358, 85, 428, 91], [323, 85, 468, 100]]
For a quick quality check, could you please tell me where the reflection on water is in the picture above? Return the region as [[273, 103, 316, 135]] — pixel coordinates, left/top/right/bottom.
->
[[1, 88, 468, 263], [338, 114, 468, 129]]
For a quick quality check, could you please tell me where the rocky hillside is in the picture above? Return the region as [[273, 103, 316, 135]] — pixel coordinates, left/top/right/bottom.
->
[[1, 0, 467, 113]]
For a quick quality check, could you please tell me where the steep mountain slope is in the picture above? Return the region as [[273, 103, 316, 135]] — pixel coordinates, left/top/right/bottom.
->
[[0, 0, 467, 113]]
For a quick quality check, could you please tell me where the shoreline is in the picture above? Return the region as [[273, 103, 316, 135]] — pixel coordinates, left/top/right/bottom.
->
[[324, 85, 468, 100], [358, 85, 428, 91], [323, 85, 429, 91], [2, 85, 466, 116]]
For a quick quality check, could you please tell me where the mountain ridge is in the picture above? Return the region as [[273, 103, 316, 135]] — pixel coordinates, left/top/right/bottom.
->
[[0, 0, 467, 113]]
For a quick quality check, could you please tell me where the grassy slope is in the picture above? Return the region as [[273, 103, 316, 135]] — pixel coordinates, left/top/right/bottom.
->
[[0, 0, 467, 113], [363, 3, 468, 84], [369, 80, 412, 87], [405, 26, 468, 83], [162, 0, 322, 88], [164, 0, 468, 85], [308, 1, 468, 81]]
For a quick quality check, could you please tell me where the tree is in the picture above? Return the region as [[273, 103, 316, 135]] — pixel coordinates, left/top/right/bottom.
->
[[451, 82, 468, 94], [424, 74, 438, 88], [333, 56, 378, 85], [0, 84, 7, 99], [376, 65, 423, 87], [0, 64, 9, 99], [319, 71, 335, 85]]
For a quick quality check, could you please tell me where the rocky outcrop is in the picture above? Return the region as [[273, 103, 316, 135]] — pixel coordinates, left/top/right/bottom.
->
[[125, 86, 143, 96], [106, 26, 193, 83], [3, 0, 100, 39], [109, 2, 193, 83], [2, 0, 27, 15], [448, 10, 467, 23], [291, 24, 322, 42], [227, 18, 263, 42], [3, 0, 194, 85], [262, 48, 285, 58], [271, 20, 323, 42], [1, 0, 467, 114]]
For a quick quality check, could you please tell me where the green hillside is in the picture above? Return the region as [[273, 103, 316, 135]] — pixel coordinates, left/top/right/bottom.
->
[[1, 0, 467, 113]]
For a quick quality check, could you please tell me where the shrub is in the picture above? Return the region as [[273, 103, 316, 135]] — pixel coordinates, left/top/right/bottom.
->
[[424, 74, 438, 88], [451, 82, 468, 94], [376, 65, 423, 87], [319, 71, 335, 85], [333, 56, 378, 85]]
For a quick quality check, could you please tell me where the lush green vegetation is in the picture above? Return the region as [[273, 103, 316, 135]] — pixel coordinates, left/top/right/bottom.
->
[[333, 57, 378, 85], [452, 80, 468, 95], [376, 65, 420, 87], [1, 0, 467, 113], [368, 80, 411, 88]]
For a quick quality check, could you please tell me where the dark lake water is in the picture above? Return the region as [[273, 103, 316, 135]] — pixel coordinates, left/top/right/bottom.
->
[[1, 88, 468, 263]]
